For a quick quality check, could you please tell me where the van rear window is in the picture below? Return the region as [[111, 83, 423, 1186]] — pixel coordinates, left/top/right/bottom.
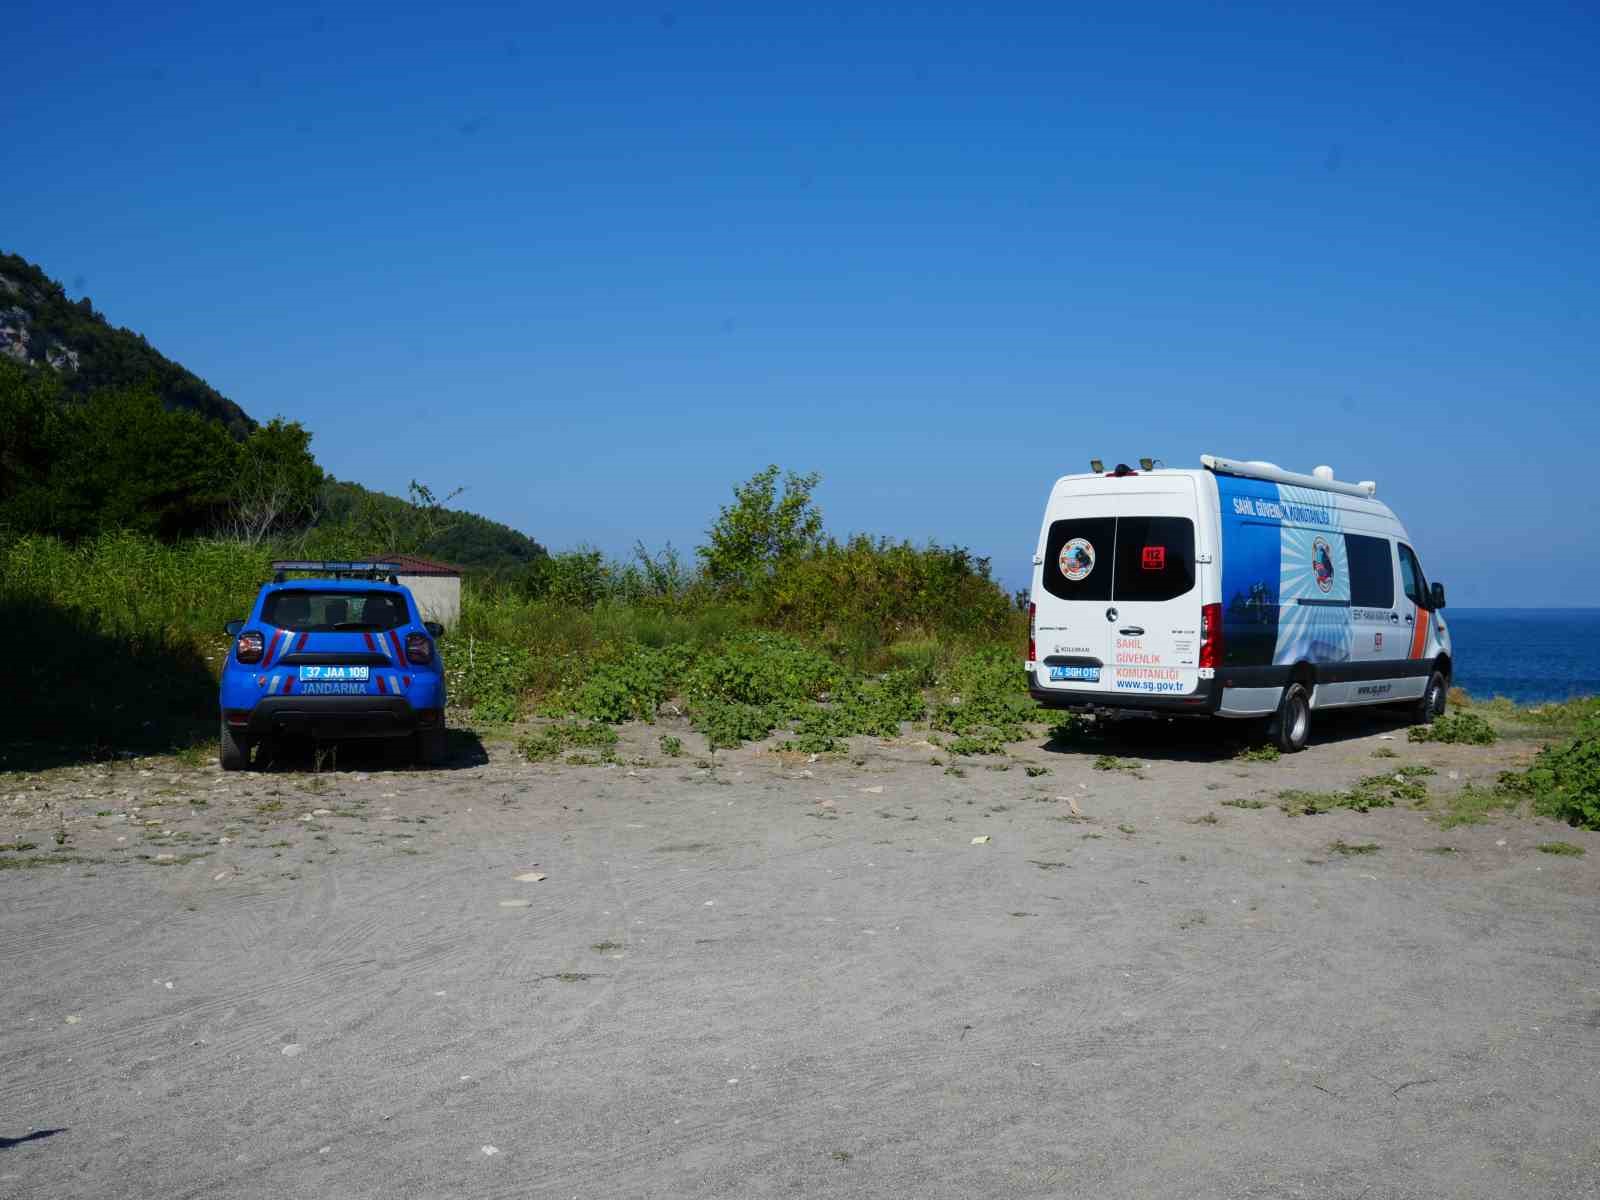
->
[[262, 590, 409, 631], [1113, 517, 1196, 602], [1042, 518, 1115, 602], [1041, 516, 1195, 603]]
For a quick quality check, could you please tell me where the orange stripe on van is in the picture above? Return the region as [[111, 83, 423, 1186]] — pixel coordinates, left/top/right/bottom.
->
[[1409, 608, 1430, 659]]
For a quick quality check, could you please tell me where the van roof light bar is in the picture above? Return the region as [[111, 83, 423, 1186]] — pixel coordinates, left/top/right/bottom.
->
[[1200, 455, 1377, 498]]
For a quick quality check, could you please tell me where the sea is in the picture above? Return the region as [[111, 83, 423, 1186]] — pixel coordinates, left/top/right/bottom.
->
[[1444, 609, 1600, 705]]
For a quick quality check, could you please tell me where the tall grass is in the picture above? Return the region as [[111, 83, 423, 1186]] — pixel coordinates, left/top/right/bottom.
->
[[1, 530, 1028, 753], [2, 530, 270, 644]]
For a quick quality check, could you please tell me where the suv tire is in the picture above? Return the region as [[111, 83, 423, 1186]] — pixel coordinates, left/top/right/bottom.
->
[[415, 728, 447, 766], [219, 719, 250, 771], [1272, 683, 1311, 753]]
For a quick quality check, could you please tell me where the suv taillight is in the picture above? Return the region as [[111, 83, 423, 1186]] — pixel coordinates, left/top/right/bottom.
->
[[1028, 601, 1037, 663], [236, 631, 264, 664], [1199, 603, 1222, 669], [405, 633, 433, 665]]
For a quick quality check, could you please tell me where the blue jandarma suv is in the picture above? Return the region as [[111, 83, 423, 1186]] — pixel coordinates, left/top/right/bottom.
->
[[219, 562, 447, 770]]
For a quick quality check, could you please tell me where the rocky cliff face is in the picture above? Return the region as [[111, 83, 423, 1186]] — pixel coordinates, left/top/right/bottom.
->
[[0, 253, 254, 436]]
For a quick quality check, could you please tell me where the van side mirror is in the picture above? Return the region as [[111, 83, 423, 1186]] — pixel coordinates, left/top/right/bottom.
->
[[1430, 582, 1446, 610], [424, 620, 444, 638], [224, 619, 244, 636]]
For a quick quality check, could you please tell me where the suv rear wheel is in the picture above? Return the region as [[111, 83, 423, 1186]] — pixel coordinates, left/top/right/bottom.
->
[[219, 719, 251, 771], [415, 728, 447, 766]]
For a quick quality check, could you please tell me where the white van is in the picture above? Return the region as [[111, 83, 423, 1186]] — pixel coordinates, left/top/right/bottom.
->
[[1026, 456, 1452, 751]]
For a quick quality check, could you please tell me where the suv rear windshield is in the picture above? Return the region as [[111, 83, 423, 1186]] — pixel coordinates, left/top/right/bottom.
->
[[1042, 516, 1196, 603], [262, 589, 410, 631]]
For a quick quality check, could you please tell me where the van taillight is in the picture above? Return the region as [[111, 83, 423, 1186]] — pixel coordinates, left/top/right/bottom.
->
[[1199, 603, 1222, 669], [405, 633, 433, 665], [236, 631, 264, 664], [1028, 602, 1037, 663]]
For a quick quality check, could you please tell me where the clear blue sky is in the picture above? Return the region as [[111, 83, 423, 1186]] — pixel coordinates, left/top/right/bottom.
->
[[6, 1, 1597, 606]]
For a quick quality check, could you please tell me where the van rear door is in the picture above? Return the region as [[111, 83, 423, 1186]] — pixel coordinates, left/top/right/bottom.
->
[[1032, 477, 1204, 700]]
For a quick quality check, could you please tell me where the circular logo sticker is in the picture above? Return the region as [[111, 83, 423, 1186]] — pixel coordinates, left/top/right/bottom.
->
[[1312, 536, 1335, 593], [1059, 538, 1095, 582]]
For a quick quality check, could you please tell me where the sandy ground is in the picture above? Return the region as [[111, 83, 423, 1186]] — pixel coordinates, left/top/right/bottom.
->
[[3, 712, 1598, 1199]]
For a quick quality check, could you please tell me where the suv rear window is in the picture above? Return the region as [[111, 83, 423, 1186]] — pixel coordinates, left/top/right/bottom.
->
[[262, 590, 409, 631], [1042, 516, 1195, 603]]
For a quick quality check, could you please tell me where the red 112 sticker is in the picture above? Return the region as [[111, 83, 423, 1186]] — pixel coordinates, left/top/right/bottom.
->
[[1141, 546, 1166, 570]]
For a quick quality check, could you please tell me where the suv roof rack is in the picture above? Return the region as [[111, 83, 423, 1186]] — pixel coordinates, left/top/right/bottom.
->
[[270, 560, 402, 583]]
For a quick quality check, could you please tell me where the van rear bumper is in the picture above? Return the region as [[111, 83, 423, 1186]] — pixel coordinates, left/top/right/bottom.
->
[[1027, 672, 1222, 715]]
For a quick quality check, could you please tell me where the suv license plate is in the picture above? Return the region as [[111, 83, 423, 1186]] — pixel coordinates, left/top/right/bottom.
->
[[299, 665, 370, 682], [1049, 665, 1100, 682]]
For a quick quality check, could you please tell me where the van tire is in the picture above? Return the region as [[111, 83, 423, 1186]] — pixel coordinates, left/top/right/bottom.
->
[[1413, 670, 1447, 725], [1271, 684, 1311, 753], [219, 719, 250, 772]]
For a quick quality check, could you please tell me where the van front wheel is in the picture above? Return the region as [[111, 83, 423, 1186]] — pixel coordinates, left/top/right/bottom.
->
[[1272, 683, 1311, 753], [1412, 671, 1447, 725]]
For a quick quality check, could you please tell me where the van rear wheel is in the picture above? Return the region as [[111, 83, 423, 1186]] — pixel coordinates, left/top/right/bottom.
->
[[1272, 683, 1311, 753]]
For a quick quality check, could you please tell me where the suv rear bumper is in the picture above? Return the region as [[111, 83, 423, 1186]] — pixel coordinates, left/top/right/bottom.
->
[[231, 696, 439, 740], [1027, 671, 1221, 715]]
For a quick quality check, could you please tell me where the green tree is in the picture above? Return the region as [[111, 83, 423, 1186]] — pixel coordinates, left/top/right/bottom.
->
[[0, 364, 240, 540], [49, 387, 240, 539], [698, 465, 824, 590], [223, 418, 324, 544]]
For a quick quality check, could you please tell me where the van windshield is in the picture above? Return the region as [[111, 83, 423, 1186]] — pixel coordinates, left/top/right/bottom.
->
[[1042, 516, 1195, 603], [262, 589, 409, 631]]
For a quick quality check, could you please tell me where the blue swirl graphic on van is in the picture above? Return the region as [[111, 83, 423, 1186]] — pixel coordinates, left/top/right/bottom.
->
[[1217, 476, 1351, 666]]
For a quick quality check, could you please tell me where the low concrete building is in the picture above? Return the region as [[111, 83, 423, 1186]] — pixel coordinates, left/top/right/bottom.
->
[[382, 553, 463, 630]]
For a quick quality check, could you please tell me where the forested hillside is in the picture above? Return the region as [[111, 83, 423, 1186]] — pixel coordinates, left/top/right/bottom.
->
[[0, 253, 547, 570], [0, 251, 254, 435]]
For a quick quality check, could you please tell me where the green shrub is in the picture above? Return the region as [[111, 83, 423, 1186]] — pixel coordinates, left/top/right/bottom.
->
[[693, 701, 781, 750], [1496, 713, 1600, 830], [926, 647, 1037, 753], [520, 721, 619, 763], [659, 734, 683, 757], [945, 730, 1010, 756], [568, 644, 695, 723], [1537, 841, 1585, 856], [686, 632, 843, 707], [1408, 712, 1496, 745], [445, 638, 534, 719]]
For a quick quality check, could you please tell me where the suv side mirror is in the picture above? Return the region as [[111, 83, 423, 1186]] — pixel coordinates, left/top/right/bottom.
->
[[1430, 582, 1446, 610], [224, 619, 244, 636], [424, 621, 444, 638]]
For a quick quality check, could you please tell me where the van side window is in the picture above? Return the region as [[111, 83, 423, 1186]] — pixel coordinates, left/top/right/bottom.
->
[[1113, 517, 1196, 602], [1042, 518, 1115, 602], [1397, 544, 1429, 608], [1345, 534, 1395, 609]]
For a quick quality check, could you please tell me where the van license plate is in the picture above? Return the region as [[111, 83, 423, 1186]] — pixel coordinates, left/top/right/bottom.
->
[[1049, 665, 1100, 682], [299, 666, 370, 682]]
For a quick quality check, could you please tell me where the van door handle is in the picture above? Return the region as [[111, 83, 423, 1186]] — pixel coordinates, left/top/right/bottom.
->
[[1118, 626, 1145, 637]]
